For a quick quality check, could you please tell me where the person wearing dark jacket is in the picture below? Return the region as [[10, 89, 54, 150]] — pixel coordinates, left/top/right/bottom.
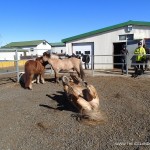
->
[[81, 53, 90, 69], [120, 45, 128, 74]]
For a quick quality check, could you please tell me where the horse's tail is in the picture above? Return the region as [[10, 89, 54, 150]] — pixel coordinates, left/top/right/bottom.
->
[[24, 73, 30, 88], [80, 61, 85, 80]]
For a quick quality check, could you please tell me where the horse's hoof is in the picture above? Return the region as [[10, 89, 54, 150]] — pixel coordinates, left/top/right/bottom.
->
[[56, 80, 60, 84], [41, 81, 45, 84], [28, 86, 33, 90]]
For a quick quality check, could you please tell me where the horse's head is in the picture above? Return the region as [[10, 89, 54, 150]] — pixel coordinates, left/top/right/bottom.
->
[[36, 56, 48, 67], [43, 52, 50, 61]]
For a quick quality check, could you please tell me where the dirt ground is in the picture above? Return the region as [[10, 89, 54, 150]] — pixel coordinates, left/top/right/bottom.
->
[[0, 73, 150, 150]]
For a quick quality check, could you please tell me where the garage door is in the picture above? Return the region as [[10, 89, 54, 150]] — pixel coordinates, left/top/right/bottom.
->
[[126, 40, 141, 68], [72, 42, 94, 69]]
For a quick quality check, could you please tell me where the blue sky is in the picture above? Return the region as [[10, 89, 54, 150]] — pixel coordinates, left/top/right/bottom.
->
[[0, 0, 150, 46]]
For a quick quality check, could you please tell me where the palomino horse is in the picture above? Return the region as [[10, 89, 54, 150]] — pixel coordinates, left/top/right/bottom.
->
[[42, 52, 85, 83], [43, 52, 60, 59], [21, 56, 48, 90], [62, 75, 106, 124]]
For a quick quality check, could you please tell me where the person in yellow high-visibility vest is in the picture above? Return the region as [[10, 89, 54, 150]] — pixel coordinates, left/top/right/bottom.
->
[[134, 42, 146, 74]]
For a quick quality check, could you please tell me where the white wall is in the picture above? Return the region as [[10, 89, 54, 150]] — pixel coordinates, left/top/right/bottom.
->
[[0, 52, 24, 60], [36, 42, 52, 56], [51, 46, 66, 54], [0, 41, 52, 60], [65, 25, 150, 69], [22, 42, 52, 57]]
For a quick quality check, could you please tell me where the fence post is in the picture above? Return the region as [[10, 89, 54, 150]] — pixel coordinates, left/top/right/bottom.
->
[[126, 53, 128, 76], [91, 54, 94, 76], [15, 49, 20, 82]]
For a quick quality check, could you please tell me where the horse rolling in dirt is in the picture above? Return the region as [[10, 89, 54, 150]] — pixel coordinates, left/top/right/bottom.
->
[[42, 52, 85, 83], [21, 56, 48, 90], [62, 74, 106, 124]]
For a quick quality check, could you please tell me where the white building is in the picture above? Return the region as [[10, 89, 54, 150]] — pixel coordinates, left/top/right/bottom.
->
[[1, 40, 52, 60], [1, 40, 66, 60], [50, 42, 66, 54], [62, 20, 150, 69]]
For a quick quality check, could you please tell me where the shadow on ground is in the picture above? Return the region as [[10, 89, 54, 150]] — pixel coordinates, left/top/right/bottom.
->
[[39, 91, 78, 113]]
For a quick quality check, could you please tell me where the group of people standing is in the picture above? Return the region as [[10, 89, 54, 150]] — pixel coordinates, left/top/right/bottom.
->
[[120, 42, 150, 75], [68, 43, 150, 75]]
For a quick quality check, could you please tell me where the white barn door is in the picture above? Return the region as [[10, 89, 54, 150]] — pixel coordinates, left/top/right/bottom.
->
[[72, 42, 94, 69]]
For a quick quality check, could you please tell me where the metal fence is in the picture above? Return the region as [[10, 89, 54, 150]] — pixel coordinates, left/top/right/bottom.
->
[[0, 49, 29, 82], [91, 54, 150, 77], [0, 49, 150, 83], [0, 48, 53, 82]]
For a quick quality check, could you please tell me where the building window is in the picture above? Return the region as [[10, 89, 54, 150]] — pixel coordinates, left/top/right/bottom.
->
[[119, 35, 126, 40], [119, 34, 133, 40], [127, 25, 132, 32], [85, 51, 90, 54], [43, 41, 46, 45], [76, 51, 81, 55], [127, 34, 133, 40], [30, 48, 34, 51], [144, 39, 150, 48]]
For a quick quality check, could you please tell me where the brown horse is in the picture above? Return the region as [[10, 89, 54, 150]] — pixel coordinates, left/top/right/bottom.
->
[[62, 75, 106, 124], [21, 56, 48, 90], [42, 52, 85, 83]]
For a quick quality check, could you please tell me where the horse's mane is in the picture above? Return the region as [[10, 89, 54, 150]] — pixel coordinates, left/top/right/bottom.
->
[[35, 56, 48, 67], [35, 56, 43, 61], [65, 54, 81, 59], [43, 52, 51, 58], [43, 52, 59, 59]]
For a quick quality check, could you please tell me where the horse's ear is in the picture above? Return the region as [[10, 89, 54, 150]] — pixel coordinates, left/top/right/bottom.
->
[[43, 52, 46, 56], [87, 85, 97, 99]]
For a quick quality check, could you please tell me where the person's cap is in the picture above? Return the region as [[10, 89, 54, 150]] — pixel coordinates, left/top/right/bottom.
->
[[138, 42, 142, 45]]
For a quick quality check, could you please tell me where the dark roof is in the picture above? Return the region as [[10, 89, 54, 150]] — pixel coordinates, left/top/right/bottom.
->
[[62, 20, 150, 43], [50, 42, 66, 47], [3, 40, 46, 48]]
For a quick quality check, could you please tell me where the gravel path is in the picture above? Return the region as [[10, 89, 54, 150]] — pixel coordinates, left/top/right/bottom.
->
[[0, 74, 150, 150]]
